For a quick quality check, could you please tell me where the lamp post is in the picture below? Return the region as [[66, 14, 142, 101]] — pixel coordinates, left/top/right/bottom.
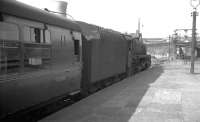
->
[[172, 32, 178, 60], [168, 35, 171, 60], [190, 0, 200, 73]]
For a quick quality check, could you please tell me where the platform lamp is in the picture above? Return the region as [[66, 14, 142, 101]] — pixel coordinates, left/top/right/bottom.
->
[[190, 0, 200, 73]]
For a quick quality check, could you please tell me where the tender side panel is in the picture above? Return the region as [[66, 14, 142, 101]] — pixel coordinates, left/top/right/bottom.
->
[[78, 21, 128, 87], [90, 30, 128, 82]]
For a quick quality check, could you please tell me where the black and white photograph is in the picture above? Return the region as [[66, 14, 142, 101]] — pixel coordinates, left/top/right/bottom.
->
[[0, 0, 200, 121]]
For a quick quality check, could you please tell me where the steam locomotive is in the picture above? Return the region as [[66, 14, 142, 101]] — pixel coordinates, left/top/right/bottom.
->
[[0, 0, 151, 120]]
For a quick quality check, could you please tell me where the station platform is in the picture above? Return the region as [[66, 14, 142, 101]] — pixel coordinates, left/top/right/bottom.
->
[[39, 61, 200, 122]]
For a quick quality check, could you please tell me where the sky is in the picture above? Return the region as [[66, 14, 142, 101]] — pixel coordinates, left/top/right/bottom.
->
[[17, 0, 199, 38]]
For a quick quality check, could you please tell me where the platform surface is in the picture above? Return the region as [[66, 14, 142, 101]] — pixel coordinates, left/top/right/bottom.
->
[[40, 61, 200, 122]]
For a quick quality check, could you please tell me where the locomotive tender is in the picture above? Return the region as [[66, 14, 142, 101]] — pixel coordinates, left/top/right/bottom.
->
[[0, 0, 151, 119]]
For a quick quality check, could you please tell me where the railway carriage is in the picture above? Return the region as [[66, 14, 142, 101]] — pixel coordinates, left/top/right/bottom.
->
[[0, 0, 82, 118]]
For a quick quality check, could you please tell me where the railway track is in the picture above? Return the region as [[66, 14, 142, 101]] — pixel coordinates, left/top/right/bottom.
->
[[2, 92, 82, 122]]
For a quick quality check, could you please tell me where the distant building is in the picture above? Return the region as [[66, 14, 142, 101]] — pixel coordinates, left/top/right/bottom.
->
[[143, 37, 200, 60], [143, 38, 169, 59]]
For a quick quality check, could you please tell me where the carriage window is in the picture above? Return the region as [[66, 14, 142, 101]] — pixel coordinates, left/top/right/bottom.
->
[[74, 39, 80, 55], [0, 13, 3, 21], [30, 27, 46, 43], [72, 31, 81, 56], [34, 28, 41, 43], [0, 22, 20, 75], [45, 30, 51, 44]]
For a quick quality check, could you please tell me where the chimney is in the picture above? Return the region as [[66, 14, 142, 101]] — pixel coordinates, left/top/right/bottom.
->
[[45, 1, 68, 17]]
